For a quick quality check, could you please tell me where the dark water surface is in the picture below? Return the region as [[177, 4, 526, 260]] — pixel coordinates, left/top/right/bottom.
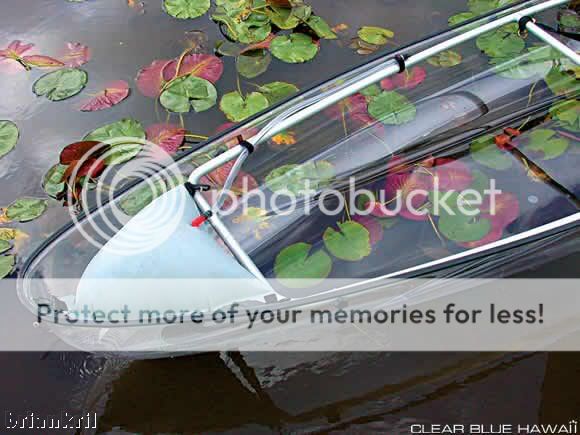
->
[[1, 0, 579, 433]]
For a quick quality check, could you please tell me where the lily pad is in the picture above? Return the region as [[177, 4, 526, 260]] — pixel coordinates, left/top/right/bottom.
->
[[323, 221, 371, 261], [357, 26, 394, 45], [550, 100, 579, 132], [43, 164, 67, 198], [80, 80, 130, 112], [0, 120, 18, 160], [490, 46, 554, 80], [236, 49, 271, 78], [274, 242, 332, 287], [145, 123, 186, 153], [470, 134, 513, 170], [163, 0, 210, 19], [219, 91, 270, 122], [120, 180, 168, 216], [438, 211, 492, 243], [159, 75, 217, 113], [258, 81, 299, 104], [367, 91, 416, 125], [523, 129, 569, 160], [5, 198, 48, 223], [544, 65, 578, 96], [306, 16, 337, 39], [448, 12, 475, 26], [84, 119, 146, 165], [267, 6, 304, 29], [0, 240, 10, 255], [265, 161, 335, 195], [33, 68, 88, 101], [476, 24, 524, 59], [0, 255, 15, 279], [427, 50, 462, 67], [270, 33, 318, 63], [212, 3, 272, 44]]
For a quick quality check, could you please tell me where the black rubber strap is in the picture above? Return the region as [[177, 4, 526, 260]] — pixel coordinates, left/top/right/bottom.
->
[[394, 54, 407, 72], [518, 16, 535, 35], [184, 182, 211, 198], [237, 136, 255, 154]]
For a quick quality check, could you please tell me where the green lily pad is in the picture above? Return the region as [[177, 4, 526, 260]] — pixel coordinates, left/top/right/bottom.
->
[[84, 118, 146, 165], [219, 91, 270, 122], [267, 6, 305, 29], [490, 45, 554, 80], [357, 26, 394, 45], [0, 255, 15, 279], [476, 24, 524, 58], [0, 240, 10, 255], [163, 0, 210, 19], [237, 49, 271, 79], [323, 221, 371, 261], [159, 75, 217, 113], [470, 169, 490, 194], [306, 16, 337, 39], [212, 2, 272, 44], [544, 65, 578, 96], [270, 33, 318, 63], [258, 81, 299, 104], [427, 50, 462, 67], [550, 100, 579, 132], [367, 91, 416, 125], [0, 120, 18, 160], [559, 10, 580, 29], [274, 242, 332, 287], [448, 12, 475, 26], [43, 164, 67, 198], [468, 0, 515, 15], [470, 134, 513, 170], [427, 190, 480, 217], [360, 84, 381, 98], [438, 211, 492, 243], [33, 68, 88, 101], [5, 198, 48, 223], [523, 129, 569, 160], [265, 161, 335, 195]]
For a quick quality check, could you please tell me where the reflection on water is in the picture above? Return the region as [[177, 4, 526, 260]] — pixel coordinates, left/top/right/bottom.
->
[[0, 0, 579, 432]]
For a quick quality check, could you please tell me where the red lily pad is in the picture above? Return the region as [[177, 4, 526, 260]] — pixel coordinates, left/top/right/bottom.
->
[[480, 191, 519, 227], [163, 54, 224, 84], [208, 160, 258, 194], [60, 141, 104, 165], [60, 42, 91, 67], [0, 40, 35, 73], [432, 157, 473, 191], [380, 66, 426, 91], [457, 221, 504, 248], [136, 58, 172, 98], [63, 157, 106, 180], [325, 94, 367, 121], [215, 122, 259, 148], [383, 170, 431, 221], [79, 80, 130, 112], [21, 55, 63, 68], [241, 33, 276, 54], [353, 215, 384, 245], [145, 123, 186, 154]]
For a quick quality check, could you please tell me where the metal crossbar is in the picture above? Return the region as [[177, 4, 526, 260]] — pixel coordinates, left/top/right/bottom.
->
[[188, 0, 579, 282]]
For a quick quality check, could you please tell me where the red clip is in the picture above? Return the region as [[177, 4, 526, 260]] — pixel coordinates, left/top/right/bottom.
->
[[191, 211, 212, 228]]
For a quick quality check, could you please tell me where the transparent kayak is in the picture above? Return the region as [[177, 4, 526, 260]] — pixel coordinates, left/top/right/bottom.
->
[[17, 0, 580, 343]]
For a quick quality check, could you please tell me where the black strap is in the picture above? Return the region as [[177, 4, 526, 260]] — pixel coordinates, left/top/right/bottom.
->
[[237, 136, 255, 154], [518, 16, 535, 35], [394, 54, 407, 73], [184, 182, 211, 198]]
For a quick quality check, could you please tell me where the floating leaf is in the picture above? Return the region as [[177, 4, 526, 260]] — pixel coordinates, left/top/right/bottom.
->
[[0, 40, 34, 72], [368, 91, 416, 125], [5, 198, 48, 223], [559, 10, 580, 29], [352, 215, 383, 245], [163, 0, 210, 19], [306, 16, 337, 39], [270, 33, 318, 63], [258, 81, 299, 104], [468, 0, 516, 15], [270, 131, 296, 148], [265, 161, 334, 195], [550, 100, 579, 132], [427, 50, 462, 67], [380, 67, 426, 90], [470, 134, 513, 170], [523, 129, 569, 160], [145, 123, 186, 153], [476, 24, 524, 58], [267, 6, 303, 29], [360, 84, 381, 98], [136, 59, 172, 98], [357, 26, 394, 45], [22, 55, 63, 68], [212, 2, 272, 44], [489, 45, 553, 80], [274, 242, 332, 287], [219, 91, 269, 122], [236, 49, 271, 78], [60, 141, 102, 164], [0, 240, 10, 255], [0, 255, 15, 279], [43, 164, 67, 198], [448, 12, 475, 26], [120, 180, 169, 216], [433, 157, 473, 191], [323, 221, 371, 261], [33, 68, 88, 101], [0, 121, 19, 160], [544, 65, 578, 96], [80, 80, 130, 111], [159, 75, 217, 113], [60, 42, 91, 67], [84, 119, 146, 165], [438, 211, 492, 243], [163, 54, 224, 83]]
